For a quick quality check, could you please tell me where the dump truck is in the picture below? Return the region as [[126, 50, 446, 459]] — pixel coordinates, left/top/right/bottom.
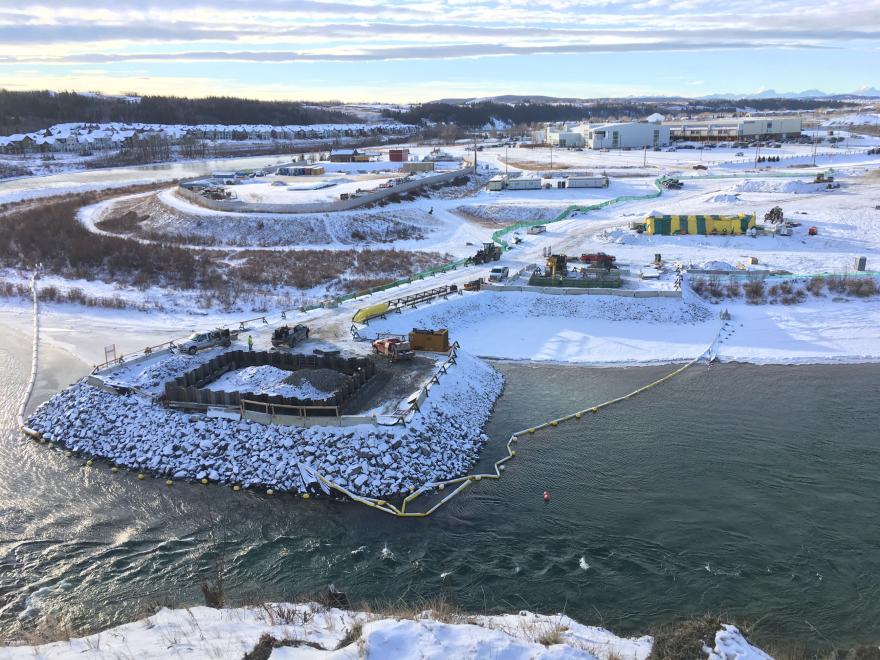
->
[[579, 252, 617, 268], [466, 242, 502, 265], [270, 324, 310, 349], [463, 278, 483, 291], [177, 328, 236, 355], [372, 337, 414, 362]]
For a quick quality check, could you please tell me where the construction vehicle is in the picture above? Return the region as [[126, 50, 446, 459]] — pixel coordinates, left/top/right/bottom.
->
[[177, 328, 236, 355], [661, 178, 683, 190], [579, 252, 617, 268], [409, 328, 449, 352], [466, 242, 502, 265], [270, 324, 310, 349], [815, 172, 834, 184], [372, 337, 414, 362], [463, 278, 483, 291], [544, 254, 568, 278], [764, 206, 784, 224], [808, 226, 818, 236]]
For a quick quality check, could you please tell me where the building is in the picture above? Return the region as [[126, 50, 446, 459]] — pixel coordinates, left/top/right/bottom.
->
[[644, 213, 756, 236], [389, 148, 410, 162], [487, 174, 506, 191], [663, 117, 802, 142], [506, 176, 542, 190], [566, 175, 609, 188], [329, 148, 361, 162], [580, 122, 670, 150], [547, 131, 585, 148]]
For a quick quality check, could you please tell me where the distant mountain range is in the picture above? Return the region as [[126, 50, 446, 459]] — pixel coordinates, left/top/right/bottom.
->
[[431, 89, 880, 105]]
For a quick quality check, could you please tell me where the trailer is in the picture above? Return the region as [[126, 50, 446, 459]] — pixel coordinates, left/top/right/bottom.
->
[[270, 324, 310, 348]]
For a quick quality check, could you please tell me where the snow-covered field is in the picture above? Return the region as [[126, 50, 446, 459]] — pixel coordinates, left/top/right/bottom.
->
[[1, 603, 773, 660]]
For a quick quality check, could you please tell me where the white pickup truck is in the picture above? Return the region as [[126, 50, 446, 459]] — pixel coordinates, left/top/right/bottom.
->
[[177, 328, 237, 355], [488, 266, 509, 282]]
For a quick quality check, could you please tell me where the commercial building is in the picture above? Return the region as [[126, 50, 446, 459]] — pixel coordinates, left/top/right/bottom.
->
[[581, 122, 670, 150], [389, 148, 410, 162], [663, 117, 802, 142], [644, 213, 756, 236]]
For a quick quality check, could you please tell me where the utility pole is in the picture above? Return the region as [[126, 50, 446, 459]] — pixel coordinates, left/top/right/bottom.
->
[[643, 147, 647, 167], [754, 143, 760, 169], [549, 142, 553, 170], [505, 146, 509, 178], [812, 132, 817, 167]]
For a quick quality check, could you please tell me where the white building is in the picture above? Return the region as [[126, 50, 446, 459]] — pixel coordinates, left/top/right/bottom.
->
[[663, 117, 802, 142], [579, 122, 670, 150]]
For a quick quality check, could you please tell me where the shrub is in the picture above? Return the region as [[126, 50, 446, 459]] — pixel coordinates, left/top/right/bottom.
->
[[846, 277, 878, 297], [689, 277, 707, 297], [807, 276, 825, 296], [725, 280, 742, 298], [707, 276, 724, 298], [649, 615, 728, 660], [744, 279, 765, 303], [827, 275, 848, 293]]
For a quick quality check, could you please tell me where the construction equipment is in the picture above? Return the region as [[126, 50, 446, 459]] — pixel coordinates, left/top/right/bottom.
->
[[177, 328, 236, 355], [808, 226, 818, 236], [372, 337, 414, 362], [660, 178, 683, 190], [409, 328, 449, 352], [466, 242, 502, 265], [271, 324, 310, 348], [544, 254, 568, 279], [815, 172, 834, 184], [579, 252, 617, 268], [463, 278, 483, 291], [764, 206, 784, 224]]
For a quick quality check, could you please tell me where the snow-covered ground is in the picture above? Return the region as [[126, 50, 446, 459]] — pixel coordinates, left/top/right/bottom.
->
[[1, 603, 774, 660]]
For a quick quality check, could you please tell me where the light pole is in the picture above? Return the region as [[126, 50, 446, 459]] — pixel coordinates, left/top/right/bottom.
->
[[505, 146, 508, 178]]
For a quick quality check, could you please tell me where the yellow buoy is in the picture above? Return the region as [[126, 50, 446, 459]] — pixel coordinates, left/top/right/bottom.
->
[[575, 412, 582, 420], [591, 407, 598, 414], [137, 473, 145, 480], [266, 489, 274, 496], [528, 428, 536, 434], [165, 479, 173, 486], [111, 466, 118, 473], [86, 459, 93, 466], [65, 451, 72, 458], [511, 450, 517, 457], [474, 475, 482, 481], [550, 420, 558, 427], [200, 478, 208, 485], [438, 484, 445, 491], [302, 493, 310, 499], [232, 485, 240, 492]]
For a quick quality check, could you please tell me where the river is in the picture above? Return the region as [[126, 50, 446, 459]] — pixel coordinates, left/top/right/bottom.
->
[[1, 325, 878, 651]]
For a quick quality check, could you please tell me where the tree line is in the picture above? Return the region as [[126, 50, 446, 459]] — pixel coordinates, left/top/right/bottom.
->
[[0, 90, 359, 134]]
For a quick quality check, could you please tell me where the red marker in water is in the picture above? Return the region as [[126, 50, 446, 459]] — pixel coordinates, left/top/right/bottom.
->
[[543, 490, 550, 503]]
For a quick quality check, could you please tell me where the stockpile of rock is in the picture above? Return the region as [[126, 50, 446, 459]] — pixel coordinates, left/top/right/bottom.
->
[[26, 352, 503, 498]]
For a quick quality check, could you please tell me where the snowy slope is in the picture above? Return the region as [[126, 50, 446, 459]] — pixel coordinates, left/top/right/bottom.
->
[[1, 603, 772, 660]]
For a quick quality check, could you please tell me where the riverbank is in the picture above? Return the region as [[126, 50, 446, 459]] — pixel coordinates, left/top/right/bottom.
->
[[2, 602, 771, 660]]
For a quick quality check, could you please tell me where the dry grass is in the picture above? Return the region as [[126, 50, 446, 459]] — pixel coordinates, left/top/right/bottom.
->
[[648, 614, 728, 660]]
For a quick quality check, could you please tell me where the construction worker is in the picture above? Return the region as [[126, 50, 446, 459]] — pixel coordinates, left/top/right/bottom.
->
[[247, 334, 254, 351]]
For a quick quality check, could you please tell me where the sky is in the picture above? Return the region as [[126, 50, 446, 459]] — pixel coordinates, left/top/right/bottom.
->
[[0, 0, 878, 102]]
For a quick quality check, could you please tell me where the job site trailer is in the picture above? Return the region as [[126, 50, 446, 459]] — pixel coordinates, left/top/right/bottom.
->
[[487, 174, 507, 191], [644, 213, 756, 236], [506, 177, 542, 190], [566, 175, 609, 188]]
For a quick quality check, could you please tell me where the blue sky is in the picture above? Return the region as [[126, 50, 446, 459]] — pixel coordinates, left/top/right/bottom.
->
[[0, 0, 877, 101]]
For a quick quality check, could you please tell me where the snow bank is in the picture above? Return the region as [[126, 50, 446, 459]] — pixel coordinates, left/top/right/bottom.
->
[[704, 193, 740, 203], [3, 603, 779, 660], [705, 624, 772, 660], [368, 292, 716, 364], [26, 352, 503, 498], [733, 179, 823, 194]]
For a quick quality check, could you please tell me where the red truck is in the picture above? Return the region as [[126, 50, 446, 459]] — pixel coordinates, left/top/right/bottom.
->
[[579, 252, 617, 267]]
